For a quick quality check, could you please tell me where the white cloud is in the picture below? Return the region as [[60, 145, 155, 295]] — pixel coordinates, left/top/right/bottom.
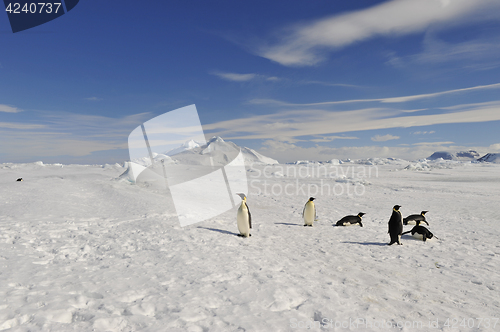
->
[[211, 71, 257, 82], [0, 104, 23, 113], [0, 122, 45, 129], [249, 82, 500, 106], [412, 131, 435, 135], [371, 134, 400, 142], [85, 97, 102, 101], [388, 33, 500, 70], [257, 139, 486, 162], [413, 141, 454, 146], [258, 0, 500, 66], [0, 111, 151, 161], [310, 135, 358, 142], [205, 100, 500, 141]]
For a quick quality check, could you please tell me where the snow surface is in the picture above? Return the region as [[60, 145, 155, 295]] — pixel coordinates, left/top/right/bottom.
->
[[1, 161, 500, 331]]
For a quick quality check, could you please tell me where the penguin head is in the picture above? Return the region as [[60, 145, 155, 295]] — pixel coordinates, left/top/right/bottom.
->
[[236, 193, 247, 201], [358, 212, 366, 217], [393, 205, 401, 211], [309, 197, 315, 201], [421, 211, 428, 215]]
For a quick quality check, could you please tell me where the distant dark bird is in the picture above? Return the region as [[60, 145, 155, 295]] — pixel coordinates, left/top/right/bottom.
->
[[388, 205, 403, 245], [402, 225, 437, 242], [403, 211, 429, 226], [335, 212, 365, 227], [16, 178, 23, 182]]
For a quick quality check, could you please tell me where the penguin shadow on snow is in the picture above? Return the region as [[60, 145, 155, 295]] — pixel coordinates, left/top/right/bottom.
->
[[197, 227, 240, 237], [274, 222, 303, 227], [342, 241, 389, 247]]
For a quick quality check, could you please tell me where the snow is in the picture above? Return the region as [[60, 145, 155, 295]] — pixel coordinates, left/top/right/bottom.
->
[[1, 160, 500, 331]]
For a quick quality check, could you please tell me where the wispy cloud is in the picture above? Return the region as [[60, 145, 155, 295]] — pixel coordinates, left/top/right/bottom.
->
[[301, 81, 363, 88], [0, 111, 151, 161], [412, 130, 435, 135], [0, 104, 23, 113], [310, 135, 358, 143], [85, 97, 102, 101], [211, 71, 258, 82], [387, 33, 500, 71], [412, 141, 454, 146], [257, 0, 500, 66], [0, 122, 45, 129], [257, 139, 486, 162], [371, 134, 400, 142], [249, 82, 500, 106], [205, 101, 500, 141]]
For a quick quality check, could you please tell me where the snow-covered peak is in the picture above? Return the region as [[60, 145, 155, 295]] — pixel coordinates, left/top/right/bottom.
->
[[208, 136, 225, 144], [165, 139, 201, 156]]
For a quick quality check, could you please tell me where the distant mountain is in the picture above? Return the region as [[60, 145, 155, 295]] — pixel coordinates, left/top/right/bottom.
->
[[171, 136, 278, 166], [427, 150, 480, 161], [427, 151, 457, 160], [456, 150, 480, 159], [477, 153, 500, 163]]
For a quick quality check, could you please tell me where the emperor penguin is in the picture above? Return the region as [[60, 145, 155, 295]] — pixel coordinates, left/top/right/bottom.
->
[[403, 211, 429, 226], [303, 197, 316, 227], [16, 178, 23, 182], [236, 193, 252, 237], [335, 212, 365, 227], [388, 205, 403, 245], [402, 225, 437, 242]]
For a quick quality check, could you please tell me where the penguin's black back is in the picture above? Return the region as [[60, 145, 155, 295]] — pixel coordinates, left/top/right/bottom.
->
[[388, 209, 403, 244], [336, 215, 361, 226]]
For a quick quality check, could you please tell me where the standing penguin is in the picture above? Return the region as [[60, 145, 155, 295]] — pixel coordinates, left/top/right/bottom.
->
[[236, 193, 252, 237], [335, 212, 365, 227], [388, 205, 403, 245], [303, 197, 316, 226], [403, 211, 429, 226]]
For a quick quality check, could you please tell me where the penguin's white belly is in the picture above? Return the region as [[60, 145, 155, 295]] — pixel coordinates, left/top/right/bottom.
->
[[407, 220, 417, 225], [412, 233, 432, 241], [303, 203, 315, 226], [237, 206, 250, 236]]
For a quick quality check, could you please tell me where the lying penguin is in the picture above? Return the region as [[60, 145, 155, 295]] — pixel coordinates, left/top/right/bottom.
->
[[402, 225, 437, 242], [403, 211, 429, 226], [335, 212, 365, 227], [16, 178, 23, 182]]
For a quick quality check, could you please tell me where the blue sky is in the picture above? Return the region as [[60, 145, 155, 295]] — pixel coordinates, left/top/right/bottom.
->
[[1, 0, 500, 163]]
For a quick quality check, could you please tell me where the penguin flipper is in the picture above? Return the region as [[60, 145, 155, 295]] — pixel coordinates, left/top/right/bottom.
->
[[245, 202, 252, 229], [402, 230, 411, 235]]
